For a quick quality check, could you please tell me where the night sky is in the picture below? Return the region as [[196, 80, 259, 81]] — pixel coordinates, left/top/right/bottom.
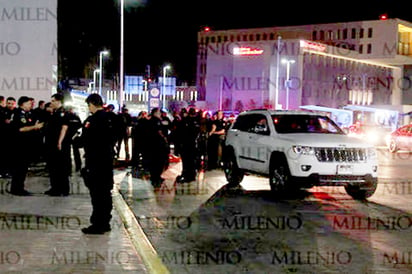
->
[[58, 0, 411, 85]]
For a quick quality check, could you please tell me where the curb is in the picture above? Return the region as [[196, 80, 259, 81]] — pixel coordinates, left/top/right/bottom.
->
[[112, 188, 170, 274]]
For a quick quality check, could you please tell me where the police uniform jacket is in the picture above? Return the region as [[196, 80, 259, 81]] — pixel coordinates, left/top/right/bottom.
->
[[82, 109, 115, 172]]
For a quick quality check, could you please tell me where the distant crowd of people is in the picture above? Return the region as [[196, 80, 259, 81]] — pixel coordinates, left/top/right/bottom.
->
[[129, 107, 234, 184]]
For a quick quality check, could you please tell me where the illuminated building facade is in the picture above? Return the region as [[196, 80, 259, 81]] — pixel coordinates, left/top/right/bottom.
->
[[196, 18, 412, 113]]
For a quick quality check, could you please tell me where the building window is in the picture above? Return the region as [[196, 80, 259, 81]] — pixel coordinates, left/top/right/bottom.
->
[[262, 33, 268, 40], [337, 29, 341, 40], [249, 34, 254, 41], [256, 34, 261, 41], [359, 44, 363, 54], [217, 36, 222, 43], [367, 44, 372, 54], [368, 28, 373, 38], [236, 35, 241, 41], [359, 28, 364, 38], [328, 30, 333, 40], [312, 30, 317, 40], [211, 37, 216, 43], [230, 35, 234, 42], [270, 33, 275, 40], [351, 28, 356, 39], [242, 34, 247, 41], [343, 29, 348, 39], [319, 30, 325, 40]]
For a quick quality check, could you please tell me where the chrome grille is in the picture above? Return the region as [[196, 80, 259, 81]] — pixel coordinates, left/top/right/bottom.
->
[[315, 148, 367, 162]]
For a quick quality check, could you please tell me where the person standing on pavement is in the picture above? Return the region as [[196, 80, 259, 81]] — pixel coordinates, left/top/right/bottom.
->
[[131, 110, 149, 170], [207, 110, 226, 170], [0, 96, 8, 178], [146, 107, 169, 186], [66, 106, 83, 172], [9, 96, 44, 195], [44, 93, 71, 196], [105, 104, 121, 160], [31, 100, 48, 163], [116, 107, 132, 161], [81, 93, 115, 234], [176, 108, 200, 183], [2, 97, 17, 178]]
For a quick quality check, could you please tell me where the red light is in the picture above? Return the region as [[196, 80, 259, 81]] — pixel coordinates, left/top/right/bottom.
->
[[379, 14, 388, 20], [204, 26, 210, 32]]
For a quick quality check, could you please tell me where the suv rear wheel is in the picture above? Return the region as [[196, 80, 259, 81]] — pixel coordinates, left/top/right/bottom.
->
[[223, 147, 244, 186], [269, 155, 292, 193], [344, 177, 378, 200]]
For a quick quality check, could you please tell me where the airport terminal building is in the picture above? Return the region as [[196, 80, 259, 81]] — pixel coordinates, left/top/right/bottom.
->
[[196, 18, 412, 117]]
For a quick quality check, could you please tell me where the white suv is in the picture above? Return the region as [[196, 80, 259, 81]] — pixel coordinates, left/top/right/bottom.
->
[[223, 109, 378, 200]]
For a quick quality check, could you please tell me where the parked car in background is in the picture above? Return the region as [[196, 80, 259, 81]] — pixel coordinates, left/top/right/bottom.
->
[[386, 124, 412, 153], [347, 122, 391, 147]]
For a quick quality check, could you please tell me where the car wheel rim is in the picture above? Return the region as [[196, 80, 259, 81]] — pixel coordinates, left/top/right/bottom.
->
[[272, 167, 286, 188], [225, 158, 234, 179], [389, 140, 396, 151]]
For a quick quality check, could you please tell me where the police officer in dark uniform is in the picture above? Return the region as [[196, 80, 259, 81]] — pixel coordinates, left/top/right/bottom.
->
[[0, 96, 8, 177], [2, 97, 17, 178], [81, 94, 115, 234], [44, 93, 71, 196], [66, 106, 82, 172], [146, 107, 169, 186], [207, 110, 226, 170], [176, 108, 200, 183], [9, 96, 44, 196]]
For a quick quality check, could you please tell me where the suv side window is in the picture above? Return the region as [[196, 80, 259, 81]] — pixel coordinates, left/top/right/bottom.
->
[[233, 114, 270, 135], [232, 115, 252, 132]]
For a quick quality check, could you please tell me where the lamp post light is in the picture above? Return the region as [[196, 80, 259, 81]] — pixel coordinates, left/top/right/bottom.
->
[[281, 59, 295, 110], [99, 50, 109, 96], [162, 65, 171, 110], [93, 69, 100, 93]]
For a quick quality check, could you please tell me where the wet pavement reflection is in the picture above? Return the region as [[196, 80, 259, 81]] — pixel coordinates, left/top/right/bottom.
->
[[118, 150, 412, 273]]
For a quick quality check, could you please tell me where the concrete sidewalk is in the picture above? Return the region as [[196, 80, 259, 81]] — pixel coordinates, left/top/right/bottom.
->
[[0, 165, 149, 273]]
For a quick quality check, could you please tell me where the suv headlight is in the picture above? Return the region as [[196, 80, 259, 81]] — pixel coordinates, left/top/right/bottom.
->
[[292, 145, 315, 155]]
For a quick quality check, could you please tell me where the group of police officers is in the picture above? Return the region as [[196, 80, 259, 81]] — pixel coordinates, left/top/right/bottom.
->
[[0, 94, 82, 196], [130, 107, 230, 185], [0, 92, 231, 233]]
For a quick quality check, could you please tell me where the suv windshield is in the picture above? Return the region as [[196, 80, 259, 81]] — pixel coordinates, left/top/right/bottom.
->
[[272, 114, 345, 134]]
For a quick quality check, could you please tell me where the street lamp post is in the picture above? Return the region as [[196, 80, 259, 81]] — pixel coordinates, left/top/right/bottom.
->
[[281, 59, 295, 110], [275, 36, 282, 110], [88, 81, 94, 93], [99, 50, 109, 96], [162, 65, 171, 110], [93, 69, 100, 93], [119, 0, 125, 108]]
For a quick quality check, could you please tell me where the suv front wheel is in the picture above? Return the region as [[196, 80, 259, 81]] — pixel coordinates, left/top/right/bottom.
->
[[223, 147, 244, 186], [344, 177, 378, 200], [269, 155, 292, 193]]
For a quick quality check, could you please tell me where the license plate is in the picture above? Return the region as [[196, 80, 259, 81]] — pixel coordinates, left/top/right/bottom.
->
[[337, 164, 353, 175]]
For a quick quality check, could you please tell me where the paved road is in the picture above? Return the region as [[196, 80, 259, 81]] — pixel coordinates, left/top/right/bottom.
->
[[0, 165, 147, 273], [117, 150, 412, 273]]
